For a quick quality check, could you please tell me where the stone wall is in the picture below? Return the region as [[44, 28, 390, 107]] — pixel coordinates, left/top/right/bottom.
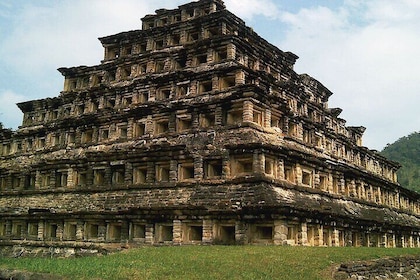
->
[[0, 243, 107, 258], [334, 255, 420, 280]]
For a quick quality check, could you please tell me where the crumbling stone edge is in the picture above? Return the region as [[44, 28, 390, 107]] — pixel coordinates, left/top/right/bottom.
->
[[333, 255, 420, 280], [0, 243, 111, 258]]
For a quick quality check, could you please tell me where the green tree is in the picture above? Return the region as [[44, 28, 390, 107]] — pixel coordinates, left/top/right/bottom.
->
[[381, 132, 420, 192]]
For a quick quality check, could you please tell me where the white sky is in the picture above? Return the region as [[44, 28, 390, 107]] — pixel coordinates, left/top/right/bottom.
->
[[0, 0, 419, 151]]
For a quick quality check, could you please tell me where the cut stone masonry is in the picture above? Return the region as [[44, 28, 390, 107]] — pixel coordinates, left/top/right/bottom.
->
[[1, 0, 419, 252]]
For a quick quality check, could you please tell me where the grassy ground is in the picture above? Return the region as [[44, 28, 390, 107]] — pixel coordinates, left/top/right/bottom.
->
[[1, 246, 420, 279]]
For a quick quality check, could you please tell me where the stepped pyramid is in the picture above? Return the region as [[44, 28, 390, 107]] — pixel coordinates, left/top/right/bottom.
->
[[1, 0, 419, 254]]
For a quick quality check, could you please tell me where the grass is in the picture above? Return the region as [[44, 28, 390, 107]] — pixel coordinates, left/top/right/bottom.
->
[[1, 246, 420, 279]]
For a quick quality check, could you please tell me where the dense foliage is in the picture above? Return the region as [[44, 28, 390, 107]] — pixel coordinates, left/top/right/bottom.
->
[[381, 132, 420, 192]]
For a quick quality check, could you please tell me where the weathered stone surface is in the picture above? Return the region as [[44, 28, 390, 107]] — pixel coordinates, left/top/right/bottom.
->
[[334, 256, 420, 280]]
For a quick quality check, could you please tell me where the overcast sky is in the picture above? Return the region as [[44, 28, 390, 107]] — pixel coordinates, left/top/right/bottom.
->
[[0, 0, 419, 151]]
